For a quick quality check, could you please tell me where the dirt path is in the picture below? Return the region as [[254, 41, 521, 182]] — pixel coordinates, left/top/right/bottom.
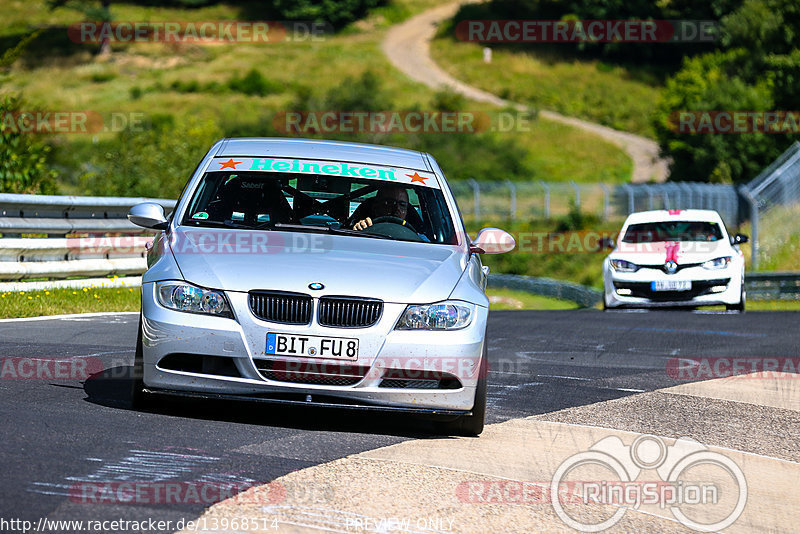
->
[[381, 1, 669, 183]]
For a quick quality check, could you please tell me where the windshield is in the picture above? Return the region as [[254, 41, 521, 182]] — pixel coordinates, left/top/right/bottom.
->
[[180, 162, 457, 244], [622, 221, 724, 243]]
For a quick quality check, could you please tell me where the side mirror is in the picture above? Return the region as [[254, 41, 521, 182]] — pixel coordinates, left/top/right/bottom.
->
[[599, 237, 616, 251], [469, 227, 515, 254], [732, 233, 749, 245], [128, 202, 169, 230]]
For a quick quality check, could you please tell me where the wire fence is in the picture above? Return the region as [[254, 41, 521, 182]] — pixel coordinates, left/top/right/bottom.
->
[[452, 142, 800, 270], [742, 141, 800, 269], [450, 180, 740, 227]]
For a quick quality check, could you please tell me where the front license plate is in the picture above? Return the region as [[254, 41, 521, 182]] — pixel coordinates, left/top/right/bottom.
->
[[651, 280, 691, 291], [266, 333, 358, 360]]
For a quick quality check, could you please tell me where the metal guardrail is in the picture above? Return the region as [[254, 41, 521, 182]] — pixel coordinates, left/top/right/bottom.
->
[[488, 272, 800, 306], [745, 272, 800, 300], [0, 194, 174, 282], [488, 273, 603, 308], [0, 194, 175, 236]]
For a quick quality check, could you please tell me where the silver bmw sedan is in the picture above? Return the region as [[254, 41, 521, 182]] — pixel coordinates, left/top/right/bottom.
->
[[128, 138, 514, 435]]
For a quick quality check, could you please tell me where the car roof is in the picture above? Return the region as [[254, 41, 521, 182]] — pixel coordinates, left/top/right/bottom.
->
[[623, 209, 723, 225], [215, 138, 431, 171]]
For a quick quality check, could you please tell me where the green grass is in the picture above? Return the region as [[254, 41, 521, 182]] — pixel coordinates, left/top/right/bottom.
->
[[468, 216, 622, 289], [486, 288, 578, 310], [430, 28, 663, 138], [1, 0, 632, 187], [0, 286, 139, 318], [737, 205, 800, 272]]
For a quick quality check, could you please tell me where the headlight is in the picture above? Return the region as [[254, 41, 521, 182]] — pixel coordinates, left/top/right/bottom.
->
[[610, 259, 639, 272], [702, 256, 732, 270], [156, 281, 232, 317], [395, 301, 474, 330]]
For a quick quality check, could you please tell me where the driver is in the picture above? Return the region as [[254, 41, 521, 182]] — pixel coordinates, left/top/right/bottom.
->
[[352, 186, 410, 231]]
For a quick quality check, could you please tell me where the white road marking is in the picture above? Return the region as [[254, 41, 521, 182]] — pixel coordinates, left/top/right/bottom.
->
[[0, 312, 138, 323]]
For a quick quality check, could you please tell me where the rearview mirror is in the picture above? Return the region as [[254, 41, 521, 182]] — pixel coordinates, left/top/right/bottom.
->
[[470, 228, 515, 254], [599, 237, 616, 251], [128, 202, 169, 230], [732, 233, 749, 245]]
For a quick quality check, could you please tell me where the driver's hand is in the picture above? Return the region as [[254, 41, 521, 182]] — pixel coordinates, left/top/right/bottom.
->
[[353, 217, 373, 231]]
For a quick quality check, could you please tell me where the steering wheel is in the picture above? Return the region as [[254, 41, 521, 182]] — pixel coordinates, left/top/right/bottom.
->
[[370, 216, 417, 233], [363, 216, 422, 241]]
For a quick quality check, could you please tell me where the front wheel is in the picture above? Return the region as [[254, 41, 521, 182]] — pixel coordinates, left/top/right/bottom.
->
[[130, 318, 154, 409], [726, 285, 746, 312], [438, 346, 487, 436]]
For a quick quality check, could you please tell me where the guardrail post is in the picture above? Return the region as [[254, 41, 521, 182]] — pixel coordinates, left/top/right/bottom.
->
[[570, 181, 580, 209], [539, 180, 550, 219], [505, 179, 517, 220], [739, 186, 759, 270], [622, 184, 634, 214], [467, 178, 481, 220], [600, 184, 610, 220]]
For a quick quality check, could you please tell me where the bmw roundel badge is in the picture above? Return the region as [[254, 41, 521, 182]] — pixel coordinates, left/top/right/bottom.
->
[[309, 282, 324, 290]]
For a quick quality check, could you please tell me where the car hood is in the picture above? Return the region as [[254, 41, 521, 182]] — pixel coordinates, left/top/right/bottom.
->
[[168, 227, 466, 303], [611, 240, 733, 265]]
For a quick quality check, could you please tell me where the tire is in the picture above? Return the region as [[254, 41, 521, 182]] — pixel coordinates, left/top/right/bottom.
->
[[130, 317, 153, 410], [726, 285, 746, 312], [438, 345, 487, 437]]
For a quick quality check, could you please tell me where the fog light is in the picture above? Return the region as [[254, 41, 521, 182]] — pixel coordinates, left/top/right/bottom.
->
[[616, 288, 632, 295], [710, 285, 728, 293]]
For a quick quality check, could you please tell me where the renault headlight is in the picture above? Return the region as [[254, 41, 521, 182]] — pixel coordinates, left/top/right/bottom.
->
[[156, 281, 232, 317], [395, 301, 474, 330], [702, 256, 731, 270], [610, 259, 639, 272]]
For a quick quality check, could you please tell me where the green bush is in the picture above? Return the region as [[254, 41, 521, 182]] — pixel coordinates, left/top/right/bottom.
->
[[80, 115, 222, 198], [227, 69, 281, 96], [272, 0, 386, 28], [0, 94, 58, 194]]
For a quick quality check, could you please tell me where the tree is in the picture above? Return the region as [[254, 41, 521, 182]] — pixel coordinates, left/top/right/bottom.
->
[[48, 0, 112, 56], [654, 0, 800, 183]]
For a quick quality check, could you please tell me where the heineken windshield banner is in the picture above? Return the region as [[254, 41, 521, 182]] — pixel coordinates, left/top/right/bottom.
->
[[207, 157, 439, 188]]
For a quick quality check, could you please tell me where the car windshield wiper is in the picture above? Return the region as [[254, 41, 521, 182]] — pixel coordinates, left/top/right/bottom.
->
[[186, 219, 260, 229], [185, 219, 394, 240], [270, 223, 394, 240]]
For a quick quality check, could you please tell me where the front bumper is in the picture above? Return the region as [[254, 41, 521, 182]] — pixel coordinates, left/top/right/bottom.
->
[[140, 282, 488, 411], [603, 265, 743, 308]]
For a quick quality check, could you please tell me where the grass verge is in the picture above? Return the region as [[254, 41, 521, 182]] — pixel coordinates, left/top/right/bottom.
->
[[486, 288, 578, 310], [0, 286, 140, 318], [0, 285, 795, 318], [430, 25, 663, 138]]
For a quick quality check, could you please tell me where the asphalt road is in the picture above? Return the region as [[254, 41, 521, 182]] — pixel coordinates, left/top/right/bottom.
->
[[0, 310, 797, 532]]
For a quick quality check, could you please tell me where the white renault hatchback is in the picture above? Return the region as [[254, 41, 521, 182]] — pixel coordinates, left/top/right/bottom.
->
[[603, 209, 747, 311], [128, 138, 515, 435]]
